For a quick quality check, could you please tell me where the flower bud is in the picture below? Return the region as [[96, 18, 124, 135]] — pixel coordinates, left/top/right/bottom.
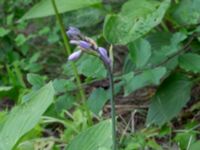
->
[[70, 40, 92, 50], [79, 41, 91, 49], [66, 27, 81, 40], [98, 47, 111, 65], [68, 50, 82, 61], [70, 40, 80, 45]]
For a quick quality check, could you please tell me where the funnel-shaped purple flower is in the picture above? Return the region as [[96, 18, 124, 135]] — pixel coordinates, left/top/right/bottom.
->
[[68, 50, 82, 61]]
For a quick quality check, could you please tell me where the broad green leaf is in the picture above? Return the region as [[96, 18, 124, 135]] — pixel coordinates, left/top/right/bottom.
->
[[0, 86, 12, 92], [87, 88, 109, 115], [27, 73, 46, 90], [55, 94, 75, 113], [0, 82, 55, 150], [172, 0, 200, 25], [103, 0, 171, 44], [128, 38, 151, 69], [0, 27, 10, 37], [174, 132, 196, 149], [66, 120, 112, 150], [190, 141, 200, 150], [160, 32, 187, 56], [147, 74, 192, 126], [66, 53, 107, 78], [64, 7, 106, 28], [53, 79, 76, 93], [179, 53, 200, 73], [21, 0, 101, 20], [146, 32, 185, 69], [15, 34, 27, 46], [123, 67, 166, 96]]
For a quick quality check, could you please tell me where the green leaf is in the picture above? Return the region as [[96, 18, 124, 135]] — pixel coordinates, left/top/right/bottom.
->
[[172, 0, 200, 25], [190, 141, 200, 150], [53, 79, 76, 93], [146, 32, 185, 69], [103, 0, 171, 44], [0, 82, 55, 150], [64, 7, 106, 28], [179, 53, 200, 73], [15, 34, 27, 46], [27, 73, 46, 90], [0, 27, 10, 37], [147, 74, 192, 126], [128, 38, 151, 69], [66, 120, 112, 150], [55, 94, 75, 113], [0, 86, 13, 92], [123, 67, 166, 96], [21, 0, 101, 20], [174, 132, 196, 149], [75, 54, 107, 78], [87, 88, 109, 115]]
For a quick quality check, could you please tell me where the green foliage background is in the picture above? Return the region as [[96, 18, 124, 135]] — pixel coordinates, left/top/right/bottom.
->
[[1, 0, 200, 149]]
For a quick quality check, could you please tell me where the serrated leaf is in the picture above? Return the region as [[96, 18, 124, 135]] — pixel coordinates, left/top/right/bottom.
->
[[21, 0, 101, 20], [172, 0, 200, 25], [179, 53, 200, 73], [66, 120, 112, 150], [0, 82, 55, 150], [123, 67, 166, 96], [147, 74, 192, 126], [103, 0, 171, 44], [128, 38, 151, 69]]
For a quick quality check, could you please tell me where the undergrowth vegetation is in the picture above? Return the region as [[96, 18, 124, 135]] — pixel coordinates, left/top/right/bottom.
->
[[0, 0, 200, 149]]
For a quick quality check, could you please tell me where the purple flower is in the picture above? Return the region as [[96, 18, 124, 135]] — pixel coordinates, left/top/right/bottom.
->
[[66, 27, 81, 40], [68, 50, 82, 61], [98, 47, 111, 65], [79, 41, 91, 49], [70, 40, 80, 45], [70, 40, 91, 50]]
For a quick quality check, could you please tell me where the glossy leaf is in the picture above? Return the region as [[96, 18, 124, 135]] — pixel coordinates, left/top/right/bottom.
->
[[103, 0, 171, 44], [0, 82, 55, 150], [147, 74, 192, 126]]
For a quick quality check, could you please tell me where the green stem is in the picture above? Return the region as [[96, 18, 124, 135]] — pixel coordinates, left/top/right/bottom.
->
[[51, 0, 85, 101], [51, 0, 92, 125], [108, 68, 117, 150]]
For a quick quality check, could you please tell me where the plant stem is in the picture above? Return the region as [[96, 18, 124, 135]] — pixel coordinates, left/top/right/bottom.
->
[[51, 0, 85, 102], [108, 67, 117, 150], [51, 0, 92, 125]]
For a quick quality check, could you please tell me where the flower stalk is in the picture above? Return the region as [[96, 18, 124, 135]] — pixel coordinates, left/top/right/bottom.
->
[[66, 27, 117, 150], [51, 0, 93, 125]]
